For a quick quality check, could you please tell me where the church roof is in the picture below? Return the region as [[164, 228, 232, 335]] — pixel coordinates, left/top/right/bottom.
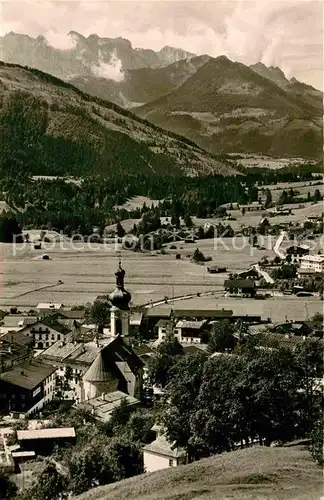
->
[[83, 349, 117, 383]]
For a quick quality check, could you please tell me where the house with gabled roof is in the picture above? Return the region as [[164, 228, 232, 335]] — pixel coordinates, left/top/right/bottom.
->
[[0, 360, 56, 415], [18, 317, 73, 350]]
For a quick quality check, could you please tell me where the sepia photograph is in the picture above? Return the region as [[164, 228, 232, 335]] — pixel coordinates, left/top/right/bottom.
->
[[0, 0, 323, 498]]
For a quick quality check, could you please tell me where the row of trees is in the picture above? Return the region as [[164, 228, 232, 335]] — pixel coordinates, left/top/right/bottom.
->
[[154, 336, 323, 462]]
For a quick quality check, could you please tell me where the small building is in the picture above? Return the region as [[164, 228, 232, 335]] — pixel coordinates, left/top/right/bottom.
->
[[143, 425, 187, 473], [207, 265, 227, 273], [241, 202, 264, 212], [224, 279, 256, 298], [17, 428, 76, 456], [36, 303, 64, 314], [0, 360, 56, 415], [300, 255, 324, 274], [175, 320, 207, 344], [156, 319, 174, 341], [0, 336, 32, 372]]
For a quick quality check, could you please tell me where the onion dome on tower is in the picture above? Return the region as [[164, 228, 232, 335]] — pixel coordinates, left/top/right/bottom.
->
[[109, 262, 131, 310]]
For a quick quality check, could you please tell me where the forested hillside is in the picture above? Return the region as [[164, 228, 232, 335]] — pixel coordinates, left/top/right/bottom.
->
[[0, 62, 234, 178]]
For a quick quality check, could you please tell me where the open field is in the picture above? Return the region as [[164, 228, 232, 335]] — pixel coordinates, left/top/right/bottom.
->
[[0, 239, 322, 321], [227, 154, 318, 170], [75, 442, 322, 500]]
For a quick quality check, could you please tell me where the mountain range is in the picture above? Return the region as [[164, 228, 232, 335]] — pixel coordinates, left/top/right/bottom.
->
[[0, 32, 322, 158]]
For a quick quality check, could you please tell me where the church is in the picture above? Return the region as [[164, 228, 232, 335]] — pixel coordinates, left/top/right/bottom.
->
[[40, 262, 143, 404]]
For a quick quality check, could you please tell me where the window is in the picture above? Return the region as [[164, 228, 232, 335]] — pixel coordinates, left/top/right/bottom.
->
[[169, 459, 173, 467], [57, 334, 61, 340], [51, 334, 55, 340]]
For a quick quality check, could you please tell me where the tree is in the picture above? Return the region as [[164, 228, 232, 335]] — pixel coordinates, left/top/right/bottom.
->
[[116, 221, 126, 238], [265, 189, 272, 208], [171, 212, 180, 229], [0, 212, 22, 243], [17, 463, 67, 500], [0, 468, 17, 499], [314, 189, 321, 202], [160, 352, 208, 461], [310, 418, 324, 465], [311, 312, 323, 323], [207, 320, 236, 353], [106, 438, 143, 481], [148, 334, 184, 388], [85, 300, 110, 334], [184, 214, 193, 228], [67, 438, 112, 495]]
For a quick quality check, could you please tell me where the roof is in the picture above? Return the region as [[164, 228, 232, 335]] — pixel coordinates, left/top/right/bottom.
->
[[0, 331, 33, 347], [224, 279, 255, 288], [17, 428, 75, 440], [300, 255, 324, 263], [176, 320, 206, 329], [37, 303, 63, 310], [75, 391, 139, 423], [286, 245, 310, 254], [83, 346, 122, 382], [155, 319, 172, 328], [0, 360, 56, 390], [173, 309, 233, 319], [145, 307, 172, 318], [262, 333, 324, 349], [38, 317, 71, 335], [143, 435, 186, 459], [57, 309, 85, 320], [2, 315, 37, 328]]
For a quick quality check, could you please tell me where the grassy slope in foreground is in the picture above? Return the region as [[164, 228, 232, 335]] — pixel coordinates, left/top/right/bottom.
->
[[0, 62, 236, 176], [74, 443, 322, 500]]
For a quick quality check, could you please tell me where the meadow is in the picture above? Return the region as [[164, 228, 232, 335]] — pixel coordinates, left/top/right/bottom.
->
[[0, 237, 322, 322]]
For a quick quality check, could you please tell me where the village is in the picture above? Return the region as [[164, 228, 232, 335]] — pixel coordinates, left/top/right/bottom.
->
[[0, 193, 323, 491]]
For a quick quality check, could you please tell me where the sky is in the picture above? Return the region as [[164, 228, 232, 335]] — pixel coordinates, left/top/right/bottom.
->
[[1, 0, 323, 90]]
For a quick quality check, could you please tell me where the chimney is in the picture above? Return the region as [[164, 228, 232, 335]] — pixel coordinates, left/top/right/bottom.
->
[[101, 393, 105, 401]]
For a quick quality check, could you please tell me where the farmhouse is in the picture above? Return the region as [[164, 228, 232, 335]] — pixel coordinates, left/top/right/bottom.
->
[[19, 317, 73, 350], [0, 360, 56, 415], [224, 279, 256, 298], [285, 245, 309, 264]]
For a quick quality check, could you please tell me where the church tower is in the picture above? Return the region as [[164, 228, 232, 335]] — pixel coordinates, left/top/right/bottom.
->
[[109, 261, 131, 341]]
